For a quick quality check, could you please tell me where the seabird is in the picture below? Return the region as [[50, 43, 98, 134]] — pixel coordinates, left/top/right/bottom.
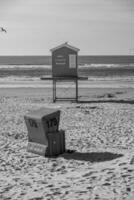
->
[[0, 27, 7, 33]]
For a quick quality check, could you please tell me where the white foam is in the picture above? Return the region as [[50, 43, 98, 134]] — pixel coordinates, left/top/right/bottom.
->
[[79, 63, 134, 68], [0, 65, 51, 69]]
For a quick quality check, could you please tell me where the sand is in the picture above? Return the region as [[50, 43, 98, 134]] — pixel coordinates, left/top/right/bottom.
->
[[0, 85, 134, 200]]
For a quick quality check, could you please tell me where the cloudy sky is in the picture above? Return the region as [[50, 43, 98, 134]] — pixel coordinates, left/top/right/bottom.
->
[[0, 0, 134, 55]]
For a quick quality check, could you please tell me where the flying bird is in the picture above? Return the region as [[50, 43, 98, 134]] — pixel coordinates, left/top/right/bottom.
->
[[0, 27, 7, 33]]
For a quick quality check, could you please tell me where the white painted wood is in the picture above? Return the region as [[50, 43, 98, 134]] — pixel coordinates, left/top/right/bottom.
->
[[69, 54, 76, 68]]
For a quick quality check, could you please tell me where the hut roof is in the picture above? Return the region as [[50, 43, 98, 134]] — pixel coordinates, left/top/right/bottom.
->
[[50, 42, 80, 52]]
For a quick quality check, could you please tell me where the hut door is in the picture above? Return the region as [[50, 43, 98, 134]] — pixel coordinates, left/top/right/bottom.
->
[[69, 54, 76, 68]]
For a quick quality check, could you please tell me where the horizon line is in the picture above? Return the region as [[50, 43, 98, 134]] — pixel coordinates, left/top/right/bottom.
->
[[0, 54, 134, 56]]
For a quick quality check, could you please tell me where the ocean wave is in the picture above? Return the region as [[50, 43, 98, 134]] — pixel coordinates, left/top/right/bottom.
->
[[79, 63, 134, 68], [0, 65, 51, 69], [88, 76, 134, 81], [0, 75, 134, 82], [0, 76, 40, 82], [0, 64, 134, 69]]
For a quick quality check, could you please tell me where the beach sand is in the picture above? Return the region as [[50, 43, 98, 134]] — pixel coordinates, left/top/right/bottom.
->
[[0, 85, 134, 200]]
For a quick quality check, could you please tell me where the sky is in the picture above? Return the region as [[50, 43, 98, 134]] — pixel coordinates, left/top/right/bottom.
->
[[0, 0, 134, 55]]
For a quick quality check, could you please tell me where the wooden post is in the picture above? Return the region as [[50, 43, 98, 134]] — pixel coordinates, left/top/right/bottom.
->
[[76, 78, 78, 102], [53, 79, 56, 103]]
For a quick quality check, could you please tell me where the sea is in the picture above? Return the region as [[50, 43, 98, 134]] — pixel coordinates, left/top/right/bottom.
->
[[0, 56, 134, 88]]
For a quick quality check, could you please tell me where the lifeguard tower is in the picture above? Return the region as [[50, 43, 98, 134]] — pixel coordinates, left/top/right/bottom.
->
[[51, 42, 79, 102], [41, 42, 87, 102]]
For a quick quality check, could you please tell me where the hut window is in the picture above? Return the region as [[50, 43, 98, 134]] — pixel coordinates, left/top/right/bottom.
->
[[69, 54, 76, 68]]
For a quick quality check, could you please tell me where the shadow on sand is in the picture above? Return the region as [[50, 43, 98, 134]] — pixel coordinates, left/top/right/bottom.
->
[[77, 99, 134, 104], [60, 150, 123, 162]]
